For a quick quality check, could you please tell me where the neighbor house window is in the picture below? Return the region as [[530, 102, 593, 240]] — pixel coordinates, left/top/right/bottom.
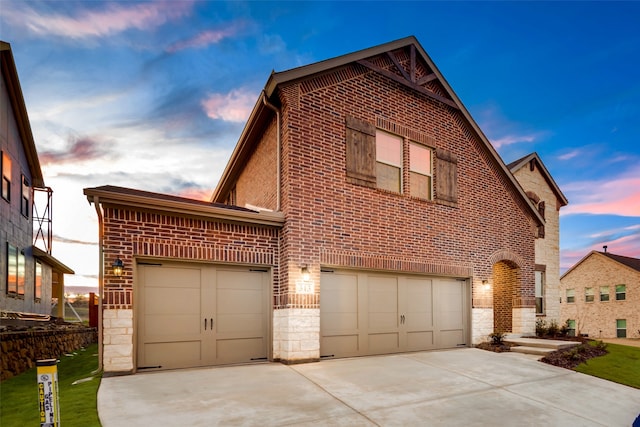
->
[[376, 130, 402, 193], [17, 250, 25, 296], [35, 261, 42, 300], [600, 286, 609, 302], [535, 271, 545, 314], [585, 287, 594, 302], [6, 243, 18, 294], [567, 319, 576, 337], [566, 289, 575, 303], [2, 151, 11, 201], [409, 142, 432, 200], [616, 319, 627, 338], [20, 175, 29, 217], [616, 284, 626, 301]]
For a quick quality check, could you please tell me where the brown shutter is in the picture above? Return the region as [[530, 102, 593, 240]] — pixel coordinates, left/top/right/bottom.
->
[[345, 116, 376, 188], [435, 148, 458, 206]]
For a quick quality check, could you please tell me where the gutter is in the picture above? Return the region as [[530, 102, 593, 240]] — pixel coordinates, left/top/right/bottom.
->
[[92, 196, 104, 373], [262, 92, 281, 211]]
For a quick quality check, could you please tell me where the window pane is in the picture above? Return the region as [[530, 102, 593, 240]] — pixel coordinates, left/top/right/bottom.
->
[[616, 284, 626, 300], [585, 287, 594, 302], [2, 152, 11, 201], [567, 319, 576, 337], [535, 272, 544, 297], [7, 243, 17, 293], [376, 162, 401, 193], [18, 252, 25, 295], [566, 289, 575, 303], [409, 172, 431, 199], [35, 262, 42, 300], [616, 319, 627, 338], [21, 175, 29, 217], [410, 143, 431, 175], [376, 131, 402, 166], [600, 286, 609, 301]]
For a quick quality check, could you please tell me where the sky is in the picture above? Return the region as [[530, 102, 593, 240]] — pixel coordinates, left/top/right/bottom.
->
[[1, 1, 639, 288]]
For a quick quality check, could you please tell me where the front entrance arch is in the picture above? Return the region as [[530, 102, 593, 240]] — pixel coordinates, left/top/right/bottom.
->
[[492, 260, 520, 333]]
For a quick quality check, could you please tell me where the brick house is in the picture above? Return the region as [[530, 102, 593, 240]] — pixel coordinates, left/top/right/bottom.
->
[[1, 41, 74, 319], [560, 250, 639, 339], [508, 153, 568, 325], [85, 36, 558, 374]]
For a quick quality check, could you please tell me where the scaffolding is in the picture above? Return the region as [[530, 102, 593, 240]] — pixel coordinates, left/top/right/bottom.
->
[[33, 186, 53, 254]]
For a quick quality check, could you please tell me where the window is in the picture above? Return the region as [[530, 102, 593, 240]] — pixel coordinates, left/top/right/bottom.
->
[[599, 286, 609, 302], [409, 142, 432, 200], [6, 243, 18, 294], [2, 151, 11, 201], [585, 287, 594, 302], [21, 175, 30, 217], [376, 130, 402, 193], [616, 284, 626, 301], [567, 319, 576, 337], [35, 261, 42, 300], [566, 289, 575, 303], [616, 319, 627, 338], [535, 271, 545, 314]]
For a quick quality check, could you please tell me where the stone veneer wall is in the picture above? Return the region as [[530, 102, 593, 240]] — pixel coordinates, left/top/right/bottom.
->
[[0, 325, 97, 381], [273, 308, 320, 362]]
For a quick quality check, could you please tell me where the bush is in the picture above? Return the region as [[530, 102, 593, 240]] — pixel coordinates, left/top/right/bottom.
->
[[489, 331, 506, 345], [547, 320, 560, 337], [536, 319, 548, 337]]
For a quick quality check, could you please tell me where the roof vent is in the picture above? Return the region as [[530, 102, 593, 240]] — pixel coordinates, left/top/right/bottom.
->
[[603, 245, 608, 253]]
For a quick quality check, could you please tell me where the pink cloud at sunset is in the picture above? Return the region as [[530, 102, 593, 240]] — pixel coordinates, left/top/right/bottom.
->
[[5, 1, 194, 39], [39, 137, 109, 165], [562, 175, 640, 217], [166, 24, 244, 53], [561, 231, 640, 272], [177, 187, 212, 202], [201, 89, 256, 122]]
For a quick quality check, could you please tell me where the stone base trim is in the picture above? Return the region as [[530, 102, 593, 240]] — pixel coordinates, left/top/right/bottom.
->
[[103, 308, 134, 372], [512, 307, 536, 336], [472, 307, 494, 344], [273, 308, 320, 362]]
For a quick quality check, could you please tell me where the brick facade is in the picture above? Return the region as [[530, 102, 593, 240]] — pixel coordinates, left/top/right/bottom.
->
[[560, 252, 640, 339]]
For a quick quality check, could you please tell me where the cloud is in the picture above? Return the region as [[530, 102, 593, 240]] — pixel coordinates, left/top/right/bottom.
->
[[166, 23, 245, 53], [201, 88, 257, 122], [5, 1, 194, 39], [39, 136, 111, 165], [558, 149, 581, 161], [490, 134, 536, 149], [561, 172, 640, 217], [561, 230, 640, 272], [177, 187, 213, 201], [53, 235, 97, 246]]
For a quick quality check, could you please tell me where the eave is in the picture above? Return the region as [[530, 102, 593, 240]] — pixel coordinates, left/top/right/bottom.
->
[[508, 152, 569, 207], [85, 185, 284, 227], [32, 245, 75, 275]]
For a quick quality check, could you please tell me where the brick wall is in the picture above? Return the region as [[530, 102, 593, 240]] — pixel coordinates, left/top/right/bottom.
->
[[560, 253, 639, 338]]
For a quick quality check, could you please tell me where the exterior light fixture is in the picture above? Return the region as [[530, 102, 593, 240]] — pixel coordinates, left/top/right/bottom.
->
[[301, 265, 310, 282], [112, 258, 124, 277], [482, 280, 490, 291]]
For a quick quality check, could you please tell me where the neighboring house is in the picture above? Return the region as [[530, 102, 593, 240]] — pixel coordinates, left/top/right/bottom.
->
[[560, 250, 639, 339], [1, 41, 74, 318], [85, 36, 560, 374], [508, 153, 568, 325]]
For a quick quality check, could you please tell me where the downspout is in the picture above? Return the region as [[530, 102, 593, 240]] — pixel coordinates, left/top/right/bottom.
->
[[262, 92, 281, 211], [92, 196, 104, 372]]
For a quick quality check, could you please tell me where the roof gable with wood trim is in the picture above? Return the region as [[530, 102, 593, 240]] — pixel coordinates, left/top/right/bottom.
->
[[212, 36, 544, 225]]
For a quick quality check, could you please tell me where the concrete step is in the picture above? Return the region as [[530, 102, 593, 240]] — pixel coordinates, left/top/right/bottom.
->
[[504, 337, 581, 353], [510, 346, 556, 356]]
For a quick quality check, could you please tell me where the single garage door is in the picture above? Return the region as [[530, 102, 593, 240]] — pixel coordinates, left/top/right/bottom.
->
[[320, 270, 468, 359], [137, 262, 270, 371]]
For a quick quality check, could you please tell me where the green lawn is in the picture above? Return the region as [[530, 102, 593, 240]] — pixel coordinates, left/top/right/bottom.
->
[[0, 343, 102, 426], [576, 342, 640, 389]]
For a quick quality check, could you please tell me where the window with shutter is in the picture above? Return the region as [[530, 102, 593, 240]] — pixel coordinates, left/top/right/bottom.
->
[[375, 130, 402, 193], [345, 116, 376, 188], [435, 148, 457, 206]]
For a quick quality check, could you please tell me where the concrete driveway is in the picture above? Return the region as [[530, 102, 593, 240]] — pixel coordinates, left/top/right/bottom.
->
[[99, 348, 640, 426]]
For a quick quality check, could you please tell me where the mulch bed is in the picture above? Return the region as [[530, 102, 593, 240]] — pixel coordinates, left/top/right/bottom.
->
[[540, 342, 609, 369], [475, 341, 515, 353]]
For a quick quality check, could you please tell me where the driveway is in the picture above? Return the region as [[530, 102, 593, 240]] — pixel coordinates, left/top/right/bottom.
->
[[98, 348, 640, 426]]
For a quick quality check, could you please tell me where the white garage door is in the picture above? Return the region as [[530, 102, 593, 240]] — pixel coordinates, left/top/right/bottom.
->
[[137, 262, 269, 371], [320, 270, 468, 359]]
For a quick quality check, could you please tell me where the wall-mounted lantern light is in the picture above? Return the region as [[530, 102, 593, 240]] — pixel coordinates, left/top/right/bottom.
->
[[482, 279, 490, 291], [301, 265, 310, 282], [112, 258, 124, 277]]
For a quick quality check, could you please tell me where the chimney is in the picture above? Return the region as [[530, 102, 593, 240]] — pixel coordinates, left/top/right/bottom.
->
[[603, 245, 608, 253]]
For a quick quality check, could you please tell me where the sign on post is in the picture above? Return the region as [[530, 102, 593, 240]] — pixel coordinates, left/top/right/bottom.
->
[[37, 359, 60, 426]]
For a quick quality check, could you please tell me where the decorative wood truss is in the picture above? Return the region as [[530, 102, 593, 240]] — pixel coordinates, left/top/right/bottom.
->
[[356, 45, 459, 110]]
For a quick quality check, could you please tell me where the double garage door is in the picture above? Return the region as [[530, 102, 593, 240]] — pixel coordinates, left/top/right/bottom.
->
[[137, 262, 269, 371], [321, 270, 469, 358]]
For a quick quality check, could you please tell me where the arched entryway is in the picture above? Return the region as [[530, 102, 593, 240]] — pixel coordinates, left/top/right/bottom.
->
[[492, 260, 520, 333]]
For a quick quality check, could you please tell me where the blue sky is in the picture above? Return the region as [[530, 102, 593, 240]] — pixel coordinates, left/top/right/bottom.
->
[[2, 1, 639, 288]]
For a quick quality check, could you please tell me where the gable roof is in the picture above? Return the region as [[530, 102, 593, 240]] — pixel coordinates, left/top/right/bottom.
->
[[0, 41, 44, 187], [508, 152, 568, 207], [210, 36, 544, 226], [561, 250, 640, 280]]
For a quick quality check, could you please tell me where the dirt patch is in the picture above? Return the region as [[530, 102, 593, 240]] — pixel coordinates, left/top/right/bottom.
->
[[540, 341, 608, 369], [475, 342, 515, 353]]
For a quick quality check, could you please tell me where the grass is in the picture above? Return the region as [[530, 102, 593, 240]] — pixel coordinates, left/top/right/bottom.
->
[[0, 343, 102, 426], [575, 342, 640, 389]]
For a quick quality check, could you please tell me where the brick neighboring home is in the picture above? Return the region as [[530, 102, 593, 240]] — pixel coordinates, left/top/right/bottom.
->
[[508, 153, 568, 324], [560, 250, 639, 339], [1, 41, 74, 319], [85, 36, 566, 374]]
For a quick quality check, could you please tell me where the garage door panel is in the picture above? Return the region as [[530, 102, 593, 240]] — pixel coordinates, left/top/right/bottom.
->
[[217, 313, 264, 335], [144, 314, 201, 337], [145, 288, 200, 314], [144, 267, 201, 288], [407, 331, 434, 350], [439, 330, 465, 348], [323, 313, 358, 332], [369, 332, 399, 353], [217, 270, 263, 289], [217, 289, 263, 313], [216, 338, 266, 362], [143, 341, 202, 367]]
